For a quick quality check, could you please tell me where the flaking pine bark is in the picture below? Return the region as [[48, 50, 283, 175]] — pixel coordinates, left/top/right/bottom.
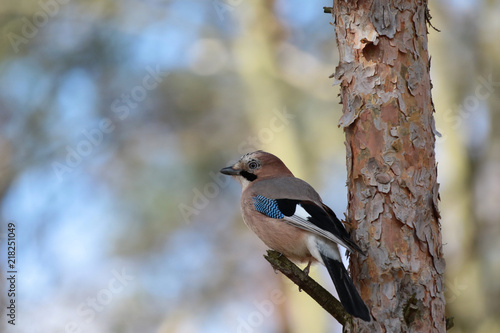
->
[[330, 0, 446, 332]]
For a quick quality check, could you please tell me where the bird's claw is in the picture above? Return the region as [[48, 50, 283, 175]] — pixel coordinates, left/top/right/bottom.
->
[[303, 260, 312, 276]]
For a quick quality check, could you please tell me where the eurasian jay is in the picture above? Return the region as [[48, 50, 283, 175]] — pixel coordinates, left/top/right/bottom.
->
[[220, 150, 370, 321]]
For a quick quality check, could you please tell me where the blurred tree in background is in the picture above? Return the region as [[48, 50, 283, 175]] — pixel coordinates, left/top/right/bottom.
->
[[0, 0, 499, 332]]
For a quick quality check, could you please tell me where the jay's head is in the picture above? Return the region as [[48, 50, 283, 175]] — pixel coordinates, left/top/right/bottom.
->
[[220, 150, 293, 188]]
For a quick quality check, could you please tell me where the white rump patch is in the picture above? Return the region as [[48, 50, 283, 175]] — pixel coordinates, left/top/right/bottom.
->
[[306, 234, 341, 265]]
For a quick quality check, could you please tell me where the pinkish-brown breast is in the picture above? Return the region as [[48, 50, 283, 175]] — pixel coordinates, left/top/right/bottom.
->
[[240, 193, 315, 264]]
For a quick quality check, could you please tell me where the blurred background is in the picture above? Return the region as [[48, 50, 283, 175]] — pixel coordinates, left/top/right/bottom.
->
[[0, 0, 499, 332]]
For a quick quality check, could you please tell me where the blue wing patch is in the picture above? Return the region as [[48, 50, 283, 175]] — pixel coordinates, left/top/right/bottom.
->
[[252, 195, 284, 219]]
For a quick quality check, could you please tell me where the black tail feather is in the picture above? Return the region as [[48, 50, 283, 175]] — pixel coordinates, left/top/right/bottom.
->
[[320, 253, 371, 321]]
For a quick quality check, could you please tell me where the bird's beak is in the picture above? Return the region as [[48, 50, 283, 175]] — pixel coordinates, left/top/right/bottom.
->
[[220, 166, 240, 176]]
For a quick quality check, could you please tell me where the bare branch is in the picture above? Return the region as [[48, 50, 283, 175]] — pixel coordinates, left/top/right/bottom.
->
[[263, 250, 351, 326]]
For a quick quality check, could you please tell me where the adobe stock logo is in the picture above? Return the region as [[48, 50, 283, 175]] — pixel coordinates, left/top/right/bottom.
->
[[51, 66, 169, 181], [236, 289, 286, 333], [64, 267, 134, 333], [177, 107, 295, 223], [437, 74, 500, 143], [212, 0, 244, 21], [7, 0, 70, 53]]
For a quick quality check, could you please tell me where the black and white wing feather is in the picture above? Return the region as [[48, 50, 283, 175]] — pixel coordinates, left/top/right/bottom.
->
[[252, 195, 364, 254]]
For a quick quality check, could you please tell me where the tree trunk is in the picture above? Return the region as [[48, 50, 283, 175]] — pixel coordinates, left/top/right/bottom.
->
[[330, 0, 446, 331]]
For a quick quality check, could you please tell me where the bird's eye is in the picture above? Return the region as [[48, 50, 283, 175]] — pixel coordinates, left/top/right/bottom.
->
[[248, 161, 259, 170]]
